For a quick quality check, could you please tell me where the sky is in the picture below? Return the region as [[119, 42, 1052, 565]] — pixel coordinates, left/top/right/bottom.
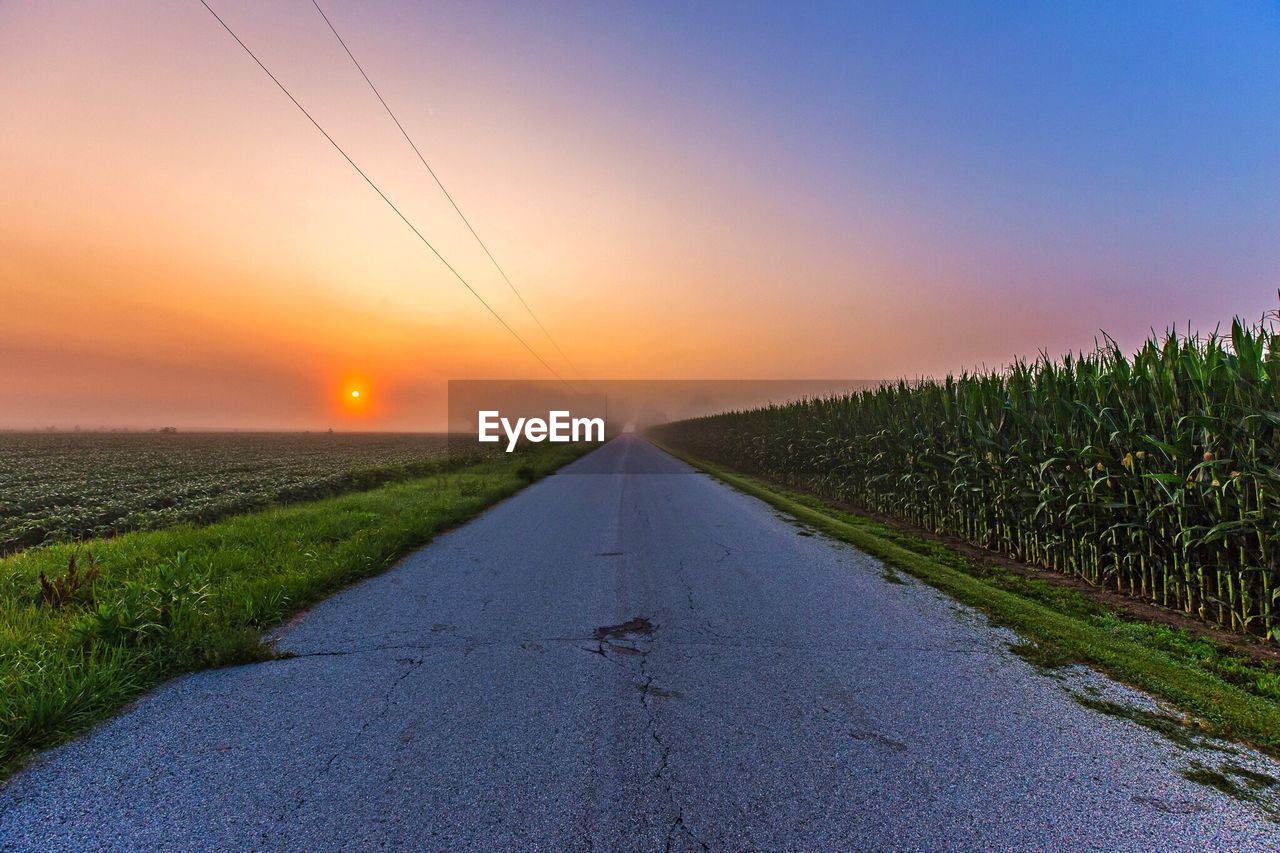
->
[[2, 0, 1278, 430]]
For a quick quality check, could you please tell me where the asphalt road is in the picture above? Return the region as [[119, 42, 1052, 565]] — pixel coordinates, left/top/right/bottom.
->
[[3, 436, 1279, 851]]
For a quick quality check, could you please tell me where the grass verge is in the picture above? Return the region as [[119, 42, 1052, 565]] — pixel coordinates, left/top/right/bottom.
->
[[659, 445, 1280, 757], [0, 443, 589, 779]]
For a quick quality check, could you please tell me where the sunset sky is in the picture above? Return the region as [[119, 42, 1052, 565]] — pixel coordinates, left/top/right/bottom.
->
[[3, 1, 1279, 430]]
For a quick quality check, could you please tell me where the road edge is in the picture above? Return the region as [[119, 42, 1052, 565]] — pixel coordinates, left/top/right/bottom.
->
[[654, 442, 1280, 759]]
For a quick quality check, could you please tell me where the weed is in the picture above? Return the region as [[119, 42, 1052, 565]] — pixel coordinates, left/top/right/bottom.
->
[[37, 553, 100, 608]]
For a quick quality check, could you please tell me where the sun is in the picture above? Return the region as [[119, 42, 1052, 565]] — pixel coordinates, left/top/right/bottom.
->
[[337, 379, 371, 415]]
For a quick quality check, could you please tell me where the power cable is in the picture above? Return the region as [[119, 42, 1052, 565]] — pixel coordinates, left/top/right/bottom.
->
[[310, 0, 580, 377], [196, 0, 567, 383]]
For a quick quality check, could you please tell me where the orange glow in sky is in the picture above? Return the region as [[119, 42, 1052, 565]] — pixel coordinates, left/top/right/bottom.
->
[[2, 1, 1276, 431]]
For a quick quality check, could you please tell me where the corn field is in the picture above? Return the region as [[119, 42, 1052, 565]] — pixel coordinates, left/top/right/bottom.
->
[[653, 317, 1280, 640]]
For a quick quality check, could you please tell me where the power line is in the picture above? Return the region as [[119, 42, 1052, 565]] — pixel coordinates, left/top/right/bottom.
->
[[196, 0, 567, 384], [309, 0, 580, 377]]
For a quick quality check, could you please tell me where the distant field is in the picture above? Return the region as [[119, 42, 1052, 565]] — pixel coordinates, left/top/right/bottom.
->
[[0, 432, 452, 552]]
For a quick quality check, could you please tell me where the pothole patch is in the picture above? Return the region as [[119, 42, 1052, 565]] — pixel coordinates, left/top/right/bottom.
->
[[594, 617, 655, 641]]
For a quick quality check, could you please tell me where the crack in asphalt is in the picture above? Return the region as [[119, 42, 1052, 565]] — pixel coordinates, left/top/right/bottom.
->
[[848, 729, 908, 752], [576, 642, 635, 668], [672, 557, 702, 623], [275, 636, 1011, 661], [264, 602, 1029, 847], [285, 657, 423, 818], [580, 616, 708, 852], [636, 655, 707, 852]]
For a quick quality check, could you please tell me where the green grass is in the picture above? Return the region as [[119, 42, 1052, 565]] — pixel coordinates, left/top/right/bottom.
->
[[661, 445, 1280, 756], [0, 443, 588, 778]]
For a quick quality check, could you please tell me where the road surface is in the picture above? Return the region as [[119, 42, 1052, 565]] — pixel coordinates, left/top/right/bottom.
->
[[2, 436, 1278, 850]]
